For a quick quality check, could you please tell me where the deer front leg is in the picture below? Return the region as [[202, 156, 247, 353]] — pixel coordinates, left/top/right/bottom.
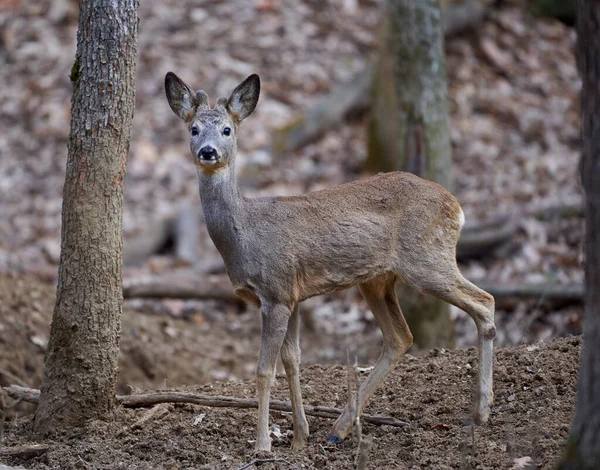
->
[[280, 304, 309, 450], [255, 302, 290, 452]]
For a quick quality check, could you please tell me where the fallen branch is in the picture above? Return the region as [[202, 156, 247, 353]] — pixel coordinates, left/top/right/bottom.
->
[[525, 199, 583, 220], [122, 275, 242, 305], [0, 444, 49, 460], [457, 217, 518, 260], [457, 198, 582, 260], [271, 0, 488, 156], [482, 283, 583, 301], [479, 283, 583, 304], [122, 273, 583, 307], [2, 386, 408, 429], [2, 386, 39, 403]]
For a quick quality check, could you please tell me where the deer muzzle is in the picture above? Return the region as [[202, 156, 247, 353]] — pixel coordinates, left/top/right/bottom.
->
[[197, 145, 219, 164]]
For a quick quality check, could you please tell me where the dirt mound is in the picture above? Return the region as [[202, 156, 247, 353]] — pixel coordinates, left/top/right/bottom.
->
[[0, 273, 383, 417], [2, 336, 579, 469]]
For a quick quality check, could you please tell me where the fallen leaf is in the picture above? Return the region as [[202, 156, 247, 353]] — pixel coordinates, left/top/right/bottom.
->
[[511, 456, 533, 470], [270, 424, 282, 439], [432, 424, 450, 431], [193, 414, 206, 426], [29, 334, 48, 350]]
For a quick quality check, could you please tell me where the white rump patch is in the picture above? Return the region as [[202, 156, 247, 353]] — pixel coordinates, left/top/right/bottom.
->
[[458, 208, 465, 231]]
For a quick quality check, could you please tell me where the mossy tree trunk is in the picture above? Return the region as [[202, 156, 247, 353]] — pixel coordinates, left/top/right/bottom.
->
[[33, 0, 139, 437], [558, 0, 600, 467], [366, 0, 453, 349]]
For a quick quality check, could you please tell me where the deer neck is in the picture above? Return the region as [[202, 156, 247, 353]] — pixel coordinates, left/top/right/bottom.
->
[[196, 166, 246, 260]]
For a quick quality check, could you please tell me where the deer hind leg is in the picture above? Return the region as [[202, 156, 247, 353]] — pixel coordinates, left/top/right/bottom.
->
[[422, 271, 495, 424], [329, 274, 413, 443], [280, 304, 309, 450]]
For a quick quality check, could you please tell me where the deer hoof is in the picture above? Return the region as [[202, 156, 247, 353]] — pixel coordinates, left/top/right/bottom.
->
[[327, 435, 342, 445], [291, 438, 308, 451], [254, 441, 272, 453], [474, 402, 492, 425]]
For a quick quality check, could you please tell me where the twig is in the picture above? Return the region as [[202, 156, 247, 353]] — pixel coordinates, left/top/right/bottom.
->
[[116, 403, 169, 437], [351, 356, 361, 444], [2, 386, 409, 428], [349, 356, 373, 470], [356, 434, 374, 470], [0, 444, 49, 459], [237, 458, 299, 470], [3, 386, 39, 403], [345, 349, 356, 439]]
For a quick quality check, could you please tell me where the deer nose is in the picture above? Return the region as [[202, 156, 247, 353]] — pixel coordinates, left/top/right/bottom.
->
[[199, 146, 217, 160]]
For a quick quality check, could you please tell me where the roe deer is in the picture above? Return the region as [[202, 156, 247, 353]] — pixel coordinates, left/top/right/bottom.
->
[[165, 72, 495, 452]]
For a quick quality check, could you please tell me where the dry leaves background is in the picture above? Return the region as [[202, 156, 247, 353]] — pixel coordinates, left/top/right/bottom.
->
[[0, 0, 583, 359]]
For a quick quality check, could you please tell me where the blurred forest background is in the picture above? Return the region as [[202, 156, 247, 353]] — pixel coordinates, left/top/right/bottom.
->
[[0, 0, 582, 397], [0, 0, 590, 468]]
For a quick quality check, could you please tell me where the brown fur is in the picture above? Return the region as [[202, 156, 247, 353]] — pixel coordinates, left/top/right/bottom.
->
[[165, 72, 496, 453]]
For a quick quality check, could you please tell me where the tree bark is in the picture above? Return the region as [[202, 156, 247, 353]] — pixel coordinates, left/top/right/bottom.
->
[[33, 0, 139, 437], [558, 0, 600, 467], [365, 0, 453, 186], [529, 0, 576, 24], [367, 0, 453, 349]]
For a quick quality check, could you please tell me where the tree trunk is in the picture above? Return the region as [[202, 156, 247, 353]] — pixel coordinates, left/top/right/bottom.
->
[[33, 0, 139, 437], [365, 0, 452, 186], [558, 0, 600, 467], [529, 0, 576, 24], [366, 0, 453, 349]]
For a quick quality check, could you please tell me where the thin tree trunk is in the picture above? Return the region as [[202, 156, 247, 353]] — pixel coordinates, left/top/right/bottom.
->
[[366, 0, 453, 349], [365, 0, 452, 186], [33, 0, 139, 437], [558, 0, 600, 467]]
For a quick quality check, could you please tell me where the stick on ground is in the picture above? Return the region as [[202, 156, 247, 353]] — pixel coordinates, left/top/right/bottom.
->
[[2, 386, 408, 428], [0, 444, 49, 460]]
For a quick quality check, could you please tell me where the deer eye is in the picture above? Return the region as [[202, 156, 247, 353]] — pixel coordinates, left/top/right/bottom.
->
[[191, 126, 199, 136], [223, 127, 231, 136]]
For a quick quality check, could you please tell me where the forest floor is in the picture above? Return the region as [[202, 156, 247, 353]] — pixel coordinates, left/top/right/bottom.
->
[[0, 267, 582, 469], [0, 0, 586, 468]]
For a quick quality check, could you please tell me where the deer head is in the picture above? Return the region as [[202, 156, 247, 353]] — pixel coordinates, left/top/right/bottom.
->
[[165, 72, 260, 174]]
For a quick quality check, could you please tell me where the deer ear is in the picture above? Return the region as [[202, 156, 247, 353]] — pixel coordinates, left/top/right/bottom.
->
[[165, 72, 209, 122], [226, 74, 260, 123]]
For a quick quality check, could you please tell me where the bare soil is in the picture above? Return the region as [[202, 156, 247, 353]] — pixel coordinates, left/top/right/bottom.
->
[[0, 274, 581, 469]]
